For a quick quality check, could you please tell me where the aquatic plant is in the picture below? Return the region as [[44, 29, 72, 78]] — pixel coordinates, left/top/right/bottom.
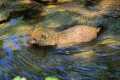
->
[[13, 76, 26, 80], [45, 76, 60, 80]]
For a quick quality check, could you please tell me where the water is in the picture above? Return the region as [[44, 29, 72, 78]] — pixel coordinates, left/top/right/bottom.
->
[[0, 1, 120, 80], [0, 34, 119, 80]]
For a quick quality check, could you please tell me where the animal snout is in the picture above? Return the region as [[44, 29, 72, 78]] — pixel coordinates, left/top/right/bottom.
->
[[27, 38, 38, 44], [25, 34, 38, 46]]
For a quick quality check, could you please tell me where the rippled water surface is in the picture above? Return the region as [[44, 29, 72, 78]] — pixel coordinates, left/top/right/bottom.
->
[[0, 1, 120, 80]]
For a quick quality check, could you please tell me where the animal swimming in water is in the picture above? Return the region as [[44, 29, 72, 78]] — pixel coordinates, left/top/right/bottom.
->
[[27, 25, 101, 48]]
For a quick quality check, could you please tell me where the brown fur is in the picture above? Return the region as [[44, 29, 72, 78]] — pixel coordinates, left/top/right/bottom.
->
[[28, 25, 100, 48]]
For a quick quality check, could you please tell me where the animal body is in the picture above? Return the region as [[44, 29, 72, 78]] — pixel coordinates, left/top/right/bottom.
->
[[28, 25, 100, 48]]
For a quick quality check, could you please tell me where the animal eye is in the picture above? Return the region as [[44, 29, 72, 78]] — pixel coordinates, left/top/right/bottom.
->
[[41, 34, 46, 39]]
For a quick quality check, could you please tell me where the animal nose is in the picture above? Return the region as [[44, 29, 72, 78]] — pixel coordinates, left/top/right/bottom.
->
[[27, 38, 37, 44], [26, 38, 38, 48]]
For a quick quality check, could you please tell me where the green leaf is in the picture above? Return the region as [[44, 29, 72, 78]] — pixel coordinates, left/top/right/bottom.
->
[[12, 76, 26, 80], [45, 76, 60, 80]]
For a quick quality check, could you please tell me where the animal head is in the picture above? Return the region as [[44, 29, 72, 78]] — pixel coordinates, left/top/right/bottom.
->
[[27, 27, 56, 46]]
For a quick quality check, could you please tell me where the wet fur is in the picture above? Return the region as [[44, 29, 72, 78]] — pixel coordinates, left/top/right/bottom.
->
[[28, 25, 100, 48]]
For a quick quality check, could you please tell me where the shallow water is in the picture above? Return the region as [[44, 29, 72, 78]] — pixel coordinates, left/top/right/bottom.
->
[[0, 31, 119, 80], [0, 1, 120, 80]]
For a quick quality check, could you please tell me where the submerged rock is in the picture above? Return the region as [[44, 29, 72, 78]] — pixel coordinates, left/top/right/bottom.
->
[[28, 25, 100, 48], [41, 11, 78, 29]]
